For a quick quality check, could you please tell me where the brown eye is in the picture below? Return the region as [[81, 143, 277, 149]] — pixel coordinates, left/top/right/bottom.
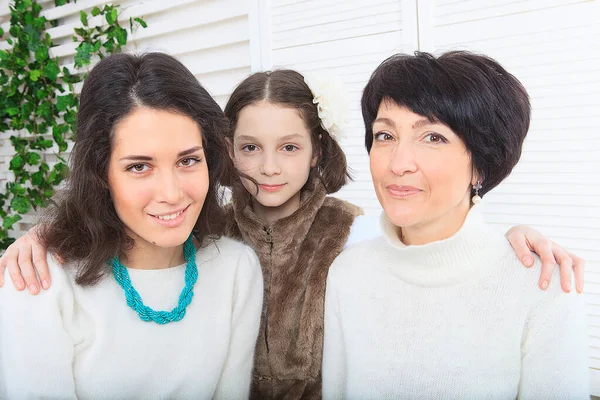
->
[[374, 132, 394, 141], [178, 158, 200, 167], [129, 164, 148, 173], [424, 133, 447, 144], [283, 144, 298, 152], [242, 144, 258, 152]]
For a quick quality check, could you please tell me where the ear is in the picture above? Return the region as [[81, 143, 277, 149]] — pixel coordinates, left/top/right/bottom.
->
[[225, 137, 235, 162]]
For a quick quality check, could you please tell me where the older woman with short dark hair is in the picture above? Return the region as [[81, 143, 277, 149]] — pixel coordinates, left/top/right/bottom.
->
[[322, 51, 588, 399]]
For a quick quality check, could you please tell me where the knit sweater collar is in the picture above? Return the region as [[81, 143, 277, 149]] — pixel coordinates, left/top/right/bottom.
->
[[379, 205, 507, 287], [231, 179, 327, 254]]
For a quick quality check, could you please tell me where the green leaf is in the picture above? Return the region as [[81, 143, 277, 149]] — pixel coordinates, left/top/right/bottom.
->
[[20, 102, 35, 119], [10, 196, 31, 214], [0, 27, 4, 36], [36, 101, 53, 119], [54, 0, 68, 6], [25, 152, 41, 165], [106, 8, 118, 25], [33, 17, 46, 28], [10, 137, 28, 152], [134, 17, 148, 29], [2, 214, 22, 230], [91, 6, 101, 17], [36, 88, 49, 99], [73, 27, 87, 38], [80, 11, 88, 26], [10, 184, 26, 196], [31, 138, 53, 150], [0, 50, 8, 60], [115, 27, 127, 46], [56, 94, 75, 111], [6, 107, 19, 116], [43, 61, 60, 81], [31, 170, 44, 186], [29, 69, 42, 81], [9, 26, 20, 38], [9, 155, 25, 171], [34, 46, 48, 62], [49, 162, 68, 185], [74, 42, 93, 67]]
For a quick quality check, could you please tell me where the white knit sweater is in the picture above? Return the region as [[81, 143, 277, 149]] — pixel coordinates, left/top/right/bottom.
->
[[0, 237, 263, 400], [322, 207, 589, 399]]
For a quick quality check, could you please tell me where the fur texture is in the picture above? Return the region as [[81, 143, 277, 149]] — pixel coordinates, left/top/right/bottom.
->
[[225, 179, 362, 399]]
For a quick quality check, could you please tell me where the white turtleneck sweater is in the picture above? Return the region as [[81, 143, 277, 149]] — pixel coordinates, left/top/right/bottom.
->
[[0, 237, 263, 400], [322, 207, 589, 399]]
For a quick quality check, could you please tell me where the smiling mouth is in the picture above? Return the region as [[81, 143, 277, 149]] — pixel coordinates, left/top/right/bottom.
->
[[259, 184, 286, 192], [387, 186, 422, 198], [149, 205, 190, 221]]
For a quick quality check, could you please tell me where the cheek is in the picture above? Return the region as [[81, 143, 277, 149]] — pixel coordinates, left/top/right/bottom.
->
[[109, 178, 153, 216], [184, 168, 210, 199], [425, 153, 472, 196], [233, 154, 257, 173], [369, 149, 389, 183]]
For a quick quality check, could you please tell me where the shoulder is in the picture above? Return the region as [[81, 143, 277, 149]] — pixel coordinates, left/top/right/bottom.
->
[[484, 234, 579, 307], [328, 237, 382, 283], [0, 254, 75, 308], [198, 236, 262, 277]]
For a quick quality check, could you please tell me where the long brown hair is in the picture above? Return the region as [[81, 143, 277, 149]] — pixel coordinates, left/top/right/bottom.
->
[[39, 52, 233, 286], [223, 69, 350, 193]]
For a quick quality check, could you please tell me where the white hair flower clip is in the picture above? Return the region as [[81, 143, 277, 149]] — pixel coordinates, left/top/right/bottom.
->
[[303, 74, 349, 141]]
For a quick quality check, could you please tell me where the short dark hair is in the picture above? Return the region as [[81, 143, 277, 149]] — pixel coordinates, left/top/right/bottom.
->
[[361, 51, 531, 196], [39, 52, 233, 286], [223, 69, 350, 194]]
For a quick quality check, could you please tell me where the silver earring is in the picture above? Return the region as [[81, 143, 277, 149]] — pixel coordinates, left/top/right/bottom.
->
[[472, 181, 482, 204]]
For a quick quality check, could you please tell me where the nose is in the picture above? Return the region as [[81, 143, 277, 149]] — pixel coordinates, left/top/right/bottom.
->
[[259, 152, 281, 177], [389, 141, 418, 176], [155, 169, 182, 203]]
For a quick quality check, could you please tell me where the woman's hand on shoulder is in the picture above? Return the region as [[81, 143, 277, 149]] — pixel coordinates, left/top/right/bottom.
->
[[0, 226, 56, 294], [506, 225, 584, 294]]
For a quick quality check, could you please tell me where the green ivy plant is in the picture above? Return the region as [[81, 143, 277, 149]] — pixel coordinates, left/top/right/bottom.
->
[[0, 0, 147, 249]]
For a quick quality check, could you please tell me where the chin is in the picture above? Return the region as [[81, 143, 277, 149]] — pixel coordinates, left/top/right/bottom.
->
[[382, 203, 424, 229], [255, 195, 290, 209], [137, 226, 194, 249], [153, 234, 191, 248]]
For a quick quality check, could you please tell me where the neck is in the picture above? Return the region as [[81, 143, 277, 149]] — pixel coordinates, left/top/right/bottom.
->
[[400, 198, 472, 245], [120, 233, 186, 270], [251, 192, 301, 226]]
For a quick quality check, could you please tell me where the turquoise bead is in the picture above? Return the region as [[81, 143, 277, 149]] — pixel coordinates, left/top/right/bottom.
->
[[110, 234, 198, 325]]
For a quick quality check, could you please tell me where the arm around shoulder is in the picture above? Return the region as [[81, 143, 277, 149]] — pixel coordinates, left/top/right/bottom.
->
[[0, 257, 78, 398]]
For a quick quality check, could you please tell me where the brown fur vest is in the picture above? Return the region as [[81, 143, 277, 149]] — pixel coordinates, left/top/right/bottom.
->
[[224, 180, 362, 399]]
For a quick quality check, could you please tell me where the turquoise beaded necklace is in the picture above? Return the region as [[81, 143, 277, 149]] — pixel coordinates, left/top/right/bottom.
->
[[110, 234, 198, 325]]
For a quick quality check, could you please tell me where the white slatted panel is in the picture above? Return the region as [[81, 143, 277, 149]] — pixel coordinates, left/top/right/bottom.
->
[[425, 0, 600, 393], [269, 0, 408, 215], [0, 0, 251, 239]]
